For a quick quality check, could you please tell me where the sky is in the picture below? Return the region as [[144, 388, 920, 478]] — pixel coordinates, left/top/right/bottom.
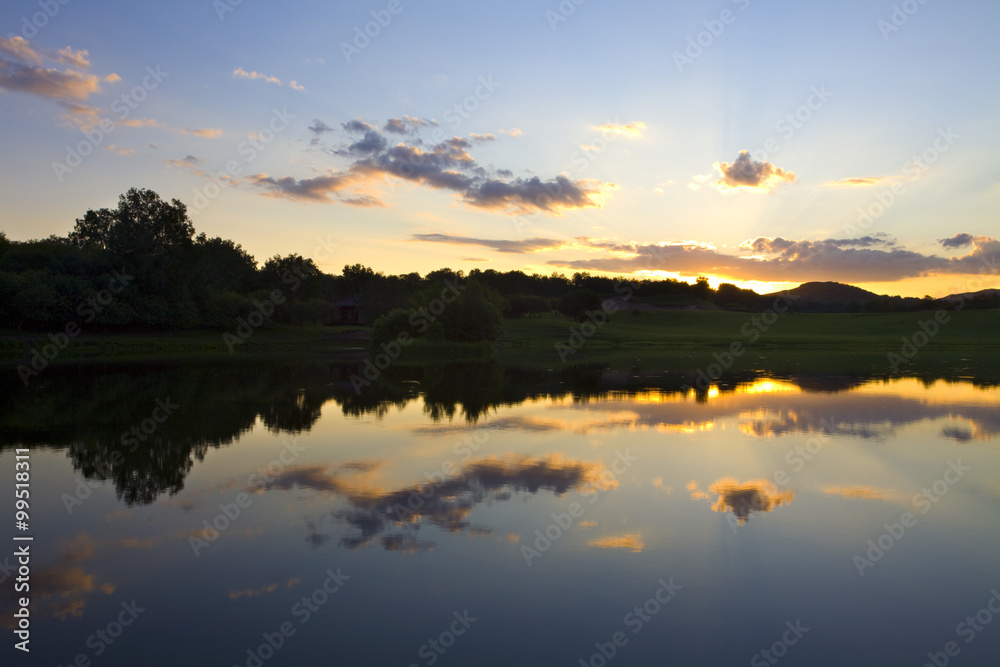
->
[[1, 0, 998, 297]]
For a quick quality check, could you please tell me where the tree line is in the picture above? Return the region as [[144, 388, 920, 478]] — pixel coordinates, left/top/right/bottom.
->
[[3, 188, 990, 341]]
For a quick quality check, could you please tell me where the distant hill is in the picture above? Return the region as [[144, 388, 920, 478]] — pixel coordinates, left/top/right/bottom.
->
[[768, 281, 882, 304], [949, 288, 1000, 301]]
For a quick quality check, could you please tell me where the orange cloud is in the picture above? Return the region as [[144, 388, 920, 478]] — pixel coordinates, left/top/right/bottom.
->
[[704, 478, 795, 525], [822, 486, 891, 501], [588, 532, 645, 552]]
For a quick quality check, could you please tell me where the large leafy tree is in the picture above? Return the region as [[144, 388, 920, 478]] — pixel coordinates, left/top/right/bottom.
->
[[70, 187, 195, 257]]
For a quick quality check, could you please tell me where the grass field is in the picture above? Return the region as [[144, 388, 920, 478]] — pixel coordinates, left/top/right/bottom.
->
[[2, 309, 997, 380], [501, 309, 1000, 351]]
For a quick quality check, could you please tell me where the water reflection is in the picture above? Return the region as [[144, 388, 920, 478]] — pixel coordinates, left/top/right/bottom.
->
[[3, 360, 1000, 666], [252, 455, 616, 552], [688, 478, 796, 525], [2, 363, 998, 511]]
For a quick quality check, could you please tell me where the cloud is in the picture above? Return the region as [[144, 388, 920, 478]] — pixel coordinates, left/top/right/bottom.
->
[[229, 578, 299, 601], [342, 195, 385, 207], [403, 114, 437, 128], [343, 118, 373, 133], [245, 455, 616, 551], [825, 176, 885, 187], [106, 144, 135, 156], [692, 478, 795, 525], [289, 80, 305, 92], [500, 128, 523, 137], [341, 130, 388, 155], [412, 234, 564, 254], [232, 67, 281, 86], [54, 46, 90, 69], [546, 235, 1000, 283], [464, 175, 612, 213], [712, 151, 795, 193], [469, 132, 496, 143], [822, 486, 892, 501], [308, 119, 333, 145], [57, 102, 102, 129], [246, 171, 370, 204], [0, 38, 117, 115], [383, 118, 408, 134], [0, 36, 42, 65], [164, 155, 202, 168], [120, 117, 163, 128], [588, 532, 645, 552], [243, 121, 614, 213], [940, 233, 975, 249], [591, 121, 646, 138], [182, 127, 222, 138], [0, 58, 104, 100]]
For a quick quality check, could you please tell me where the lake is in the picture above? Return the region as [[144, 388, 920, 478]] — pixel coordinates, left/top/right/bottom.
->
[[2, 361, 998, 666]]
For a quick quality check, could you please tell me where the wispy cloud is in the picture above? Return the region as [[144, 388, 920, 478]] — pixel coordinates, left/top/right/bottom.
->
[[0, 37, 112, 103], [181, 127, 222, 138], [544, 235, 1000, 283], [105, 144, 135, 156], [824, 176, 886, 187], [232, 67, 282, 86], [163, 155, 202, 168], [412, 234, 565, 254], [590, 121, 647, 138], [588, 532, 645, 552]]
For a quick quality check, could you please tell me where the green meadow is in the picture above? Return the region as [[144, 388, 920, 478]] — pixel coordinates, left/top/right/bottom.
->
[[3, 309, 997, 383]]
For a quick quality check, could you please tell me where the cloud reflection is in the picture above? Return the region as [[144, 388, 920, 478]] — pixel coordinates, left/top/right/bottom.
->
[[249, 455, 616, 552], [689, 478, 795, 525]]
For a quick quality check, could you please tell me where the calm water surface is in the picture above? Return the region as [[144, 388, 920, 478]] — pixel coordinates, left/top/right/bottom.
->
[[2, 363, 999, 666]]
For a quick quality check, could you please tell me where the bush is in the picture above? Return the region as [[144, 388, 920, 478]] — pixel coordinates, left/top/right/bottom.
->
[[370, 308, 413, 347]]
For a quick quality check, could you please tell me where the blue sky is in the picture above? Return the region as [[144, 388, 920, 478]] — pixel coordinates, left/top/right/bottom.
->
[[2, 0, 998, 296]]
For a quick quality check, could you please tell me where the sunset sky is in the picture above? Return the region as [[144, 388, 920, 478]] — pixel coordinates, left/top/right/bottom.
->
[[2, 0, 998, 297]]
